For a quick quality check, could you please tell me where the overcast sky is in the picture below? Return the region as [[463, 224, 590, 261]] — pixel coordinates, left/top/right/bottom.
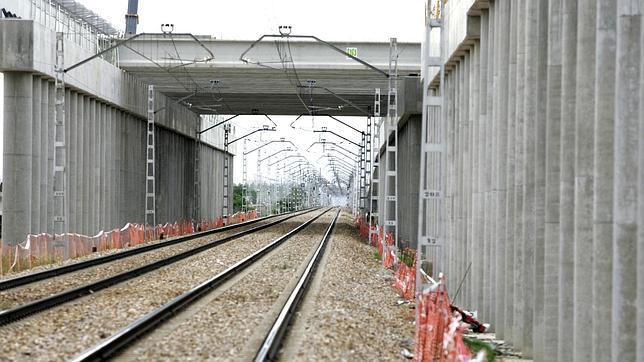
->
[[0, 0, 424, 186]]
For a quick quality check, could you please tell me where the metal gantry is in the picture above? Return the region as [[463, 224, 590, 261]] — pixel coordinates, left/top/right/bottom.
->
[[369, 88, 381, 245], [145, 85, 156, 239], [417, 0, 446, 286], [53, 32, 69, 258], [383, 38, 399, 255], [223, 124, 231, 221], [193, 117, 201, 224]]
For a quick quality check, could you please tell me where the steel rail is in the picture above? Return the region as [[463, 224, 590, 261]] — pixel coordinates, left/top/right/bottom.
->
[[71, 208, 333, 362], [0, 211, 291, 291], [0, 209, 317, 325], [254, 208, 340, 361]]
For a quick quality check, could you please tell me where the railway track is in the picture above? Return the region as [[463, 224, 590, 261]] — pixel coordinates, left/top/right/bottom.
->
[[0, 209, 316, 325], [70, 208, 340, 361]]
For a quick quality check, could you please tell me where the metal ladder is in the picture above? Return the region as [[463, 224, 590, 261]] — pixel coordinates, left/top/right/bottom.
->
[[145, 85, 156, 239], [242, 139, 248, 213], [383, 38, 399, 255], [368, 89, 381, 245], [193, 117, 201, 225], [365, 113, 372, 220], [417, 0, 446, 285], [256, 148, 262, 216], [53, 32, 69, 258], [222, 124, 231, 221]]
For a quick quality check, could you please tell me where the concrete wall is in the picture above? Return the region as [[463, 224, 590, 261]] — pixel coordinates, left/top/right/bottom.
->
[[0, 19, 232, 246], [428, 0, 644, 361]]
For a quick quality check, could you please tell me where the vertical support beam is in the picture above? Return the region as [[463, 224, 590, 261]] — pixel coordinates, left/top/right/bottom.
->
[[383, 37, 399, 257], [2, 73, 33, 248], [592, 2, 616, 361], [369, 88, 381, 244], [31, 77, 42, 234], [573, 2, 597, 360], [40, 79, 50, 233], [558, 1, 577, 360], [53, 32, 69, 259], [145, 85, 156, 239], [544, 0, 563, 357], [612, 2, 640, 360], [242, 139, 248, 213]]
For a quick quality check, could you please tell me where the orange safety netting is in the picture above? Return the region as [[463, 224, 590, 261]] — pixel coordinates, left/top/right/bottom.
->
[[393, 261, 416, 300], [354, 214, 396, 269], [0, 210, 259, 275], [415, 279, 473, 362]]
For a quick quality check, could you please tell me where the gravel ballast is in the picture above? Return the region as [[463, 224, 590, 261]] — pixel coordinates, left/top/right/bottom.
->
[[0, 210, 324, 361], [125, 211, 336, 361], [0, 214, 294, 309], [281, 210, 415, 361]]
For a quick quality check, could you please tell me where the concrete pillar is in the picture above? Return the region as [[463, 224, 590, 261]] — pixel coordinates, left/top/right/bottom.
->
[[512, 0, 526, 349], [559, 1, 578, 360], [495, 0, 510, 338], [40, 79, 50, 233], [68, 91, 77, 233], [638, 8, 644, 360], [522, 0, 539, 356], [504, 0, 518, 343], [478, 10, 490, 325], [82, 96, 91, 234], [90, 99, 98, 233], [485, 4, 496, 325], [471, 40, 483, 318], [593, 1, 616, 361], [533, 1, 549, 359], [2, 72, 33, 247], [573, 2, 597, 360], [31, 76, 41, 234], [612, 2, 640, 360], [76, 94, 84, 233], [47, 82, 55, 233], [544, 0, 563, 359]]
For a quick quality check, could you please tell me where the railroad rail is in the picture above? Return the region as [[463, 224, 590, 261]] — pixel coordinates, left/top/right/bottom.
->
[[0, 208, 317, 325], [254, 208, 340, 361], [71, 207, 334, 361]]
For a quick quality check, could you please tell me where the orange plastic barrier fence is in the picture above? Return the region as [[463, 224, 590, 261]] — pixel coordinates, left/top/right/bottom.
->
[[393, 261, 416, 300], [355, 214, 396, 269], [0, 210, 259, 275], [415, 278, 473, 362]]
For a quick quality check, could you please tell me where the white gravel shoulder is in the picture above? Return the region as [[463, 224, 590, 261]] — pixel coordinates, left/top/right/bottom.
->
[[281, 210, 415, 361]]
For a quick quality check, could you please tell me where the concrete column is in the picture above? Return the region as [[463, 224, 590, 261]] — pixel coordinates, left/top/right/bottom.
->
[[638, 8, 644, 360], [478, 10, 490, 325], [559, 1, 578, 360], [40, 79, 50, 233], [99, 103, 106, 230], [31, 76, 42, 234], [82, 96, 91, 234], [463, 50, 471, 308], [76, 95, 84, 232], [504, 0, 518, 343], [47, 82, 55, 233], [90, 99, 98, 233], [612, 2, 640, 360], [487, 1, 497, 328], [2, 72, 33, 247], [495, 0, 510, 338], [106, 107, 112, 229], [533, 1, 549, 359], [68, 91, 77, 233], [522, 0, 539, 356], [593, 1, 616, 361], [543, 0, 563, 359], [471, 40, 483, 317], [513, 0, 527, 348], [573, 2, 597, 360]]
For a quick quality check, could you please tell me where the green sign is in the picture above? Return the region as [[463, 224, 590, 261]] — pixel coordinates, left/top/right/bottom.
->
[[346, 47, 358, 58]]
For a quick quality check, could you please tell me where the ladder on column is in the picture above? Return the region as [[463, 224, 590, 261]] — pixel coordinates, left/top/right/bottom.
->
[[193, 117, 201, 226], [383, 38, 399, 257], [222, 124, 231, 222], [365, 114, 372, 220], [145, 85, 156, 240], [359, 131, 367, 214], [368, 89, 381, 246], [242, 139, 248, 213], [53, 32, 69, 258], [256, 149, 262, 216], [417, 0, 446, 286]]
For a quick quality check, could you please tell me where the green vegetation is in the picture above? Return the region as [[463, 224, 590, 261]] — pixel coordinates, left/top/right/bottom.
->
[[463, 336, 495, 362], [398, 248, 416, 268], [233, 185, 257, 212]]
